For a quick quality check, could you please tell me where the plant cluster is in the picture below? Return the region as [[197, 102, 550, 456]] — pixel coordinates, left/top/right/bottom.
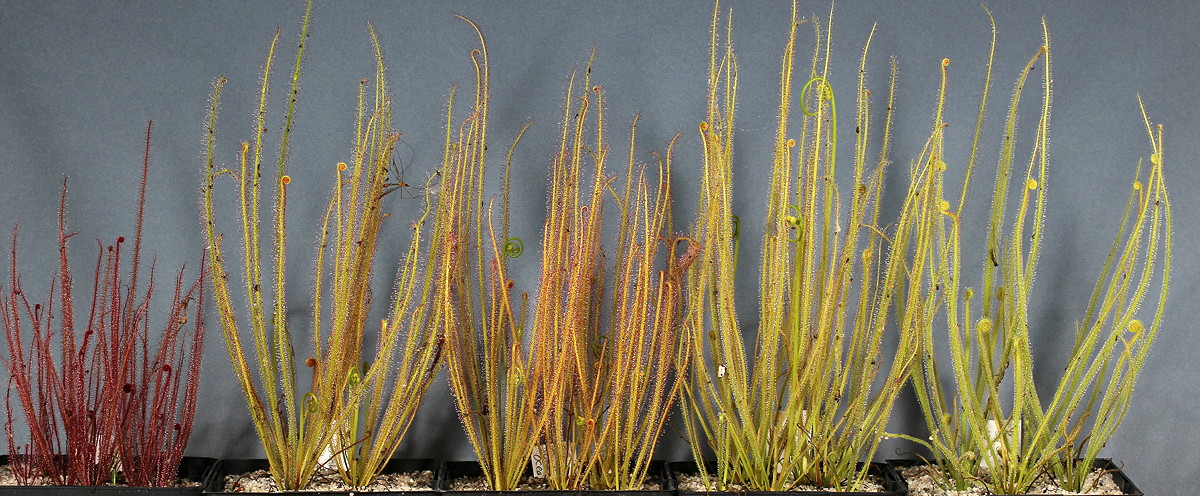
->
[[194, 3, 1168, 494], [2, 122, 207, 487], [900, 11, 1172, 495], [668, 2, 1171, 494], [202, 1, 442, 490], [433, 18, 546, 492], [678, 2, 933, 491], [435, 21, 697, 492], [533, 61, 696, 493], [3, 2, 1170, 493]]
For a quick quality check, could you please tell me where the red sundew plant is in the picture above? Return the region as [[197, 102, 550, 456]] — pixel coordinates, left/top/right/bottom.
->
[[2, 121, 207, 487]]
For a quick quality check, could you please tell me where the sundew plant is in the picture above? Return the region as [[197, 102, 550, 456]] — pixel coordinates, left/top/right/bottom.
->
[[534, 57, 697, 491], [902, 13, 1172, 495], [679, 2, 933, 491], [202, 3, 442, 490], [434, 21, 696, 491], [3, 122, 207, 487], [435, 18, 549, 492]]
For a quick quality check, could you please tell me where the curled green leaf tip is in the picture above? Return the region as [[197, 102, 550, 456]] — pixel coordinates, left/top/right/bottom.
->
[[503, 237, 524, 258]]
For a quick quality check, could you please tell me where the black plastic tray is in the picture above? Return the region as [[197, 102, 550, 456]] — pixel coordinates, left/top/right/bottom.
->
[[886, 458, 1143, 495], [439, 460, 673, 496], [205, 458, 439, 495], [667, 460, 905, 496], [0, 455, 215, 495]]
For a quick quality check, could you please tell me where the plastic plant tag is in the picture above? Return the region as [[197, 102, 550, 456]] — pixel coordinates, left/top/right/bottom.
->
[[530, 444, 548, 479], [981, 419, 1021, 470]]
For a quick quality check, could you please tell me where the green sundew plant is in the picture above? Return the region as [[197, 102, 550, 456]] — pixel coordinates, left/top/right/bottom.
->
[[202, 3, 441, 490], [680, 2, 931, 491], [534, 61, 698, 491], [903, 14, 1172, 495], [435, 18, 549, 492]]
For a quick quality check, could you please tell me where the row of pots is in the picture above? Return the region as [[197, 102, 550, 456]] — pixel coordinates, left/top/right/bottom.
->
[[0, 457, 1141, 495]]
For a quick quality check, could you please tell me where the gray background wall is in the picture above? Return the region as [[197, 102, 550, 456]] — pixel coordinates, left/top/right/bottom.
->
[[1, 1, 1196, 494]]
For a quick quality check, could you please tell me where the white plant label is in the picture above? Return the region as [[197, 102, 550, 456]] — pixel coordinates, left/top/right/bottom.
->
[[982, 419, 1021, 470], [774, 409, 808, 475], [530, 444, 548, 478]]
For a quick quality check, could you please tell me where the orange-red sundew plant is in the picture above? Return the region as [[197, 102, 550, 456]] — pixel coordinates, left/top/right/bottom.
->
[[535, 60, 697, 491], [434, 21, 697, 491]]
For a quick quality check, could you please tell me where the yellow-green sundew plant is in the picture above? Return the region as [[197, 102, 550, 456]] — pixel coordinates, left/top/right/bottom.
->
[[679, 2, 932, 491], [201, 4, 442, 490], [535, 59, 697, 491], [902, 14, 1172, 494], [323, 37, 443, 490], [435, 18, 549, 492]]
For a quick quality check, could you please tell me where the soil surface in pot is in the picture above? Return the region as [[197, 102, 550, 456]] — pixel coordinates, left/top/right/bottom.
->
[[672, 471, 886, 493], [0, 463, 203, 487], [222, 467, 434, 492], [898, 465, 1123, 495], [448, 475, 664, 491]]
